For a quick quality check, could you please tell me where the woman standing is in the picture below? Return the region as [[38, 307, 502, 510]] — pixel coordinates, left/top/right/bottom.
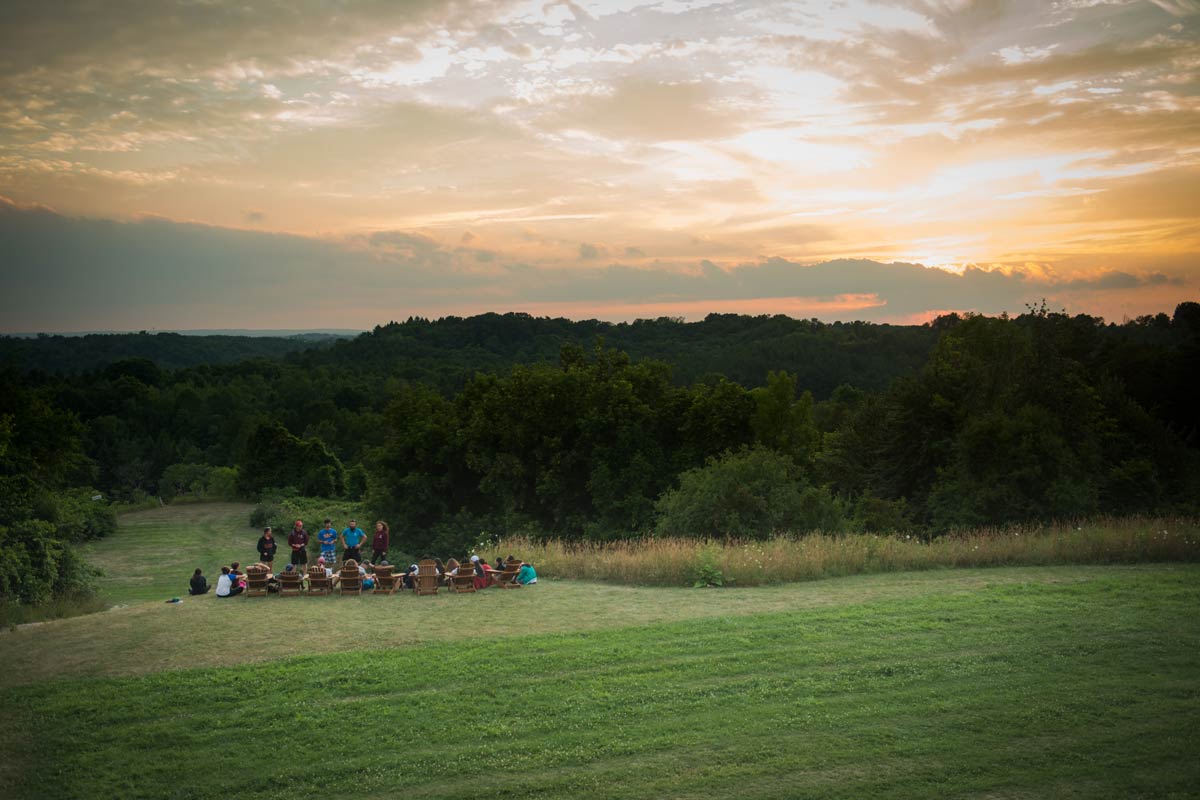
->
[[371, 521, 390, 565], [256, 527, 278, 566]]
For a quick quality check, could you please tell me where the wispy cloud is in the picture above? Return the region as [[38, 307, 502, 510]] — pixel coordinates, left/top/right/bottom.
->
[[0, 0, 1196, 325]]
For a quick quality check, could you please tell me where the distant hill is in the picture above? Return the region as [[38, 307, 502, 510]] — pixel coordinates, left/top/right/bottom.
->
[[0, 331, 350, 373], [1, 314, 944, 397], [289, 312, 943, 397], [3, 329, 361, 337]]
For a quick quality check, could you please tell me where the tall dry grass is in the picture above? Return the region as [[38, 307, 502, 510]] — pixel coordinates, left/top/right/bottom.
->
[[496, 517, 1200, 587]]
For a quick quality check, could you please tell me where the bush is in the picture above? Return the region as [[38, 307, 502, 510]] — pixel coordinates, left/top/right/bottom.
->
[[161, 463, 240, 502], [207, 467, 239, 501], [345, 464, 368, 501], [655, 446, 845, 539], [248, 494, 367, 553], [58, 489, 117, 542], [852, 495, 914, 534], [0, 519, 100, 605]]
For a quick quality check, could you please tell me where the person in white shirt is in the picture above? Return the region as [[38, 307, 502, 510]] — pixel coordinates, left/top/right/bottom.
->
[[215, 565, 242, 598]]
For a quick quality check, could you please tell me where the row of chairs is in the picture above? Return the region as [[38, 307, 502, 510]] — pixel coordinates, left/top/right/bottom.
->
[[242, 559, 525, 597]]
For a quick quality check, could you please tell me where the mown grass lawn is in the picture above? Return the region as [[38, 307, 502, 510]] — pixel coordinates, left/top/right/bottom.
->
[[1, 504, 1197, 799], [80, 502, 262, 604]]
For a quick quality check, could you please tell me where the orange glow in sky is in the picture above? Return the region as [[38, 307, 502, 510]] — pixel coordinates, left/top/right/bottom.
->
[[1, 0, 1197, 330]]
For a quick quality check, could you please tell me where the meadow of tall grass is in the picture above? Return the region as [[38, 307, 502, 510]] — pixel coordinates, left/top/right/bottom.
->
[[497, 516, 1200, 587]]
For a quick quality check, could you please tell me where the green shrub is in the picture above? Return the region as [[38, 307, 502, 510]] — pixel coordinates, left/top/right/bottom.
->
[[0, 519, 99, 605], [161, 463, 240, 502], [345, 464, 368, 501], [691, 544, 727, 587], [248, 494, 367, 552], [655, 446, 845, 539], [852, 494, 914, 534]]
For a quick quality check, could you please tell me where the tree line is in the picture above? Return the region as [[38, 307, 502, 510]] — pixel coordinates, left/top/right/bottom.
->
[[2, 304, 1198, 605]]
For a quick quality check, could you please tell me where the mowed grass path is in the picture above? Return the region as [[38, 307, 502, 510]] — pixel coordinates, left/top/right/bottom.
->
[[81, 502, 263, 604], [1, 504, 1197, 798]]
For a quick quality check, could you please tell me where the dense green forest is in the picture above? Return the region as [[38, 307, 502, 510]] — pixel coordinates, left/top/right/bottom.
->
[[0, 331, 346, 373], [3, 305, 1198, 606], [4, 313, 942, 395]]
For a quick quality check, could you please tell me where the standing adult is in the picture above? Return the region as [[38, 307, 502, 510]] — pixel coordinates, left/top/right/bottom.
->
[[288, 519, 309, 568], [341, 519, 366, 564], [257, 527, 278, 566], [316, 518, 339, 566], [371, 521, 390, 565]]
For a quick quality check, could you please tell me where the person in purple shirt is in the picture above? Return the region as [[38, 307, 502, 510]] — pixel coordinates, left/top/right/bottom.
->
[[371, 521, 390, 565], [288, 519, 309, 567]]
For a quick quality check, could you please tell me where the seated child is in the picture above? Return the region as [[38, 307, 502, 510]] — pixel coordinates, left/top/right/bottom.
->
[[518, 562, 537, 585], [189, 568, 209, 595], [403, 563, 419, 590], [215, 565, 243, 598]]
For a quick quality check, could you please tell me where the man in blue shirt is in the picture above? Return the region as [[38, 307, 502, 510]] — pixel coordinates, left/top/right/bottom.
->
[[341, 519, 367, 563], [317, 518, 339, 566]]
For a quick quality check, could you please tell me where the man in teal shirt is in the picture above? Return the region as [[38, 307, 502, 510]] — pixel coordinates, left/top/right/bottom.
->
[[341, 519, 367, 563]]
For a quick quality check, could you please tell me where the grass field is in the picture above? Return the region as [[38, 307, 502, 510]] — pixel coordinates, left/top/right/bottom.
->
[[1, 503, 1198, 798]]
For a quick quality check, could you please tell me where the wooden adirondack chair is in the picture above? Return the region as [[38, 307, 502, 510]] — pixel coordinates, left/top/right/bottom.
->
[[307, 566, 333, 596], [372, 565, 398, 595], [494, 563, 522, 589], [450, 566, 476, 593], [278, 571, 304, 596], [414, 559, 438, 596], [244, 565, 270, 597], [338, 566, 363, 595]]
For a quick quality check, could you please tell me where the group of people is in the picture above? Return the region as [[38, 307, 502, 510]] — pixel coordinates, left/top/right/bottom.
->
[[185, 516, 538, 597], [188, 561, 259, 598], [256, 517, 388, 568]]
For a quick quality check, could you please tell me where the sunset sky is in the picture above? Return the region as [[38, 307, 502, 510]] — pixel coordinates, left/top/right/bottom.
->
[[1, 0, 1197, 331]]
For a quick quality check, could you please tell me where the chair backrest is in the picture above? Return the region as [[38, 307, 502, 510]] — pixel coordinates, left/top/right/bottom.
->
[[245, 566, 270, 594], [307, 567, 332, 593], [278, 572, 304, 594], [339, 568, 362, 593], [374, 565, 393, 579], [415, 559, 438, 595], [372, 568, 398, 593]]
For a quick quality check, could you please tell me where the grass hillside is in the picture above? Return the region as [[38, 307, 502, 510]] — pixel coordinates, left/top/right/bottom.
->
[[1, 504, 1197, 798]]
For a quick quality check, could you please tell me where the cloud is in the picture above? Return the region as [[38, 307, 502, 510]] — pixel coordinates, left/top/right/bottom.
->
[[1147, 0, 1200, 17], [0, 0, 1196, 316], [0, 202, 485, 330], [0, 1, 510, 78], [544, 77, 743, 141], [1, 202, 1194, 331]]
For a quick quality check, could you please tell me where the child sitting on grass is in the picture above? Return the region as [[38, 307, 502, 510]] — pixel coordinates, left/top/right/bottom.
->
[[189, 568, 208, 595], [215, 566, 243, 598]]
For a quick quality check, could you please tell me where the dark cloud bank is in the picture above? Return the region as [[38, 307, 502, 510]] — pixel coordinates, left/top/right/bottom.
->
[[0, 199, 1178, 331]]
